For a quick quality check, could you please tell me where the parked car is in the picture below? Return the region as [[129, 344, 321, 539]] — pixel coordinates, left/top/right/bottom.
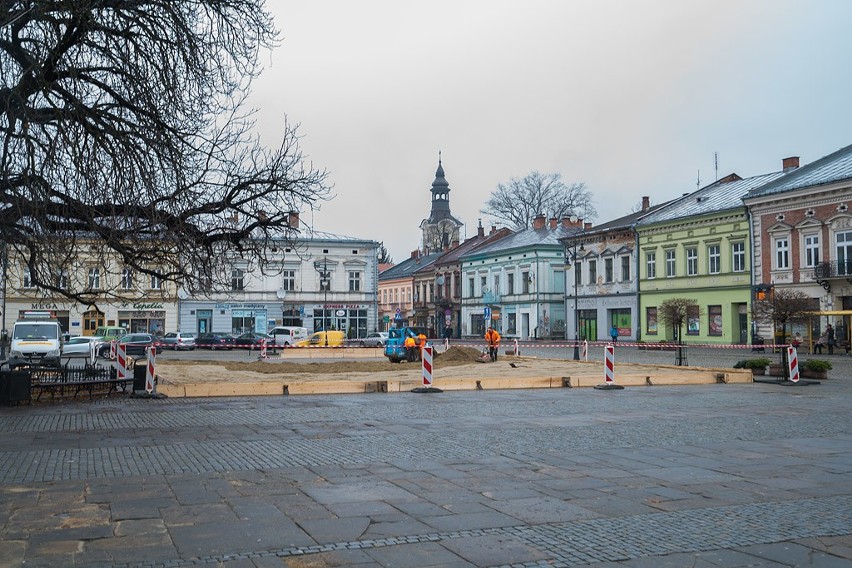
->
[[99, 333, 158, 358], [196, 333, 235, 350], [360, 332, 388, 347], [62, 335, 102, 358], [159, 332, 197, 351], [268, 326, 308, 347], [93, 326, 127, 342], [295, 330, 346, 347], [234, 332, 272, 348]]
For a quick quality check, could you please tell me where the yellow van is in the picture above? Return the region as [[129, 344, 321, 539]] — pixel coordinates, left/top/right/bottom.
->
[[296, 331, 345, 347]]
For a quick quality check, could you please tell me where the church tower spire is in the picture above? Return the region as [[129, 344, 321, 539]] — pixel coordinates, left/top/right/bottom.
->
[[420, 152, 463, 253]]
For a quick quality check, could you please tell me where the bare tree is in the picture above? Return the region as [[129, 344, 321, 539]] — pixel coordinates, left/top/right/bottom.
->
[[377, 242, 393, 265], [481, 171, 595, 230], [752, 288, 814, 366], [658, 298, 704, 365], [1, 2, 330, 304]]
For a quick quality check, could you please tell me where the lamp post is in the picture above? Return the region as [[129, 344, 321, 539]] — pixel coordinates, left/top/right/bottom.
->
[[318, 256, 330, 346], [565, 241, 584, 361]]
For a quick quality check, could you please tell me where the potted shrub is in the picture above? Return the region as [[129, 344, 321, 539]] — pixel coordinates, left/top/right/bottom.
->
[[734, 358, 771, 376], [801, 359, 831, 379]]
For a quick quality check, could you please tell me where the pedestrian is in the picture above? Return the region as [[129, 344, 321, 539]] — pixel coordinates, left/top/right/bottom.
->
[[404, 334, 417, 362], [417, 332, 427, 360], [815, 330, 827, 354], [826, 324, 835, 355], [485, 326, 501, 362], [610, 325, 618, 344]]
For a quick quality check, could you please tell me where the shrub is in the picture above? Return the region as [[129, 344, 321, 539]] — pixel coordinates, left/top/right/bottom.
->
[[803, 359, 832, 372], [734, 358, 771, 369]]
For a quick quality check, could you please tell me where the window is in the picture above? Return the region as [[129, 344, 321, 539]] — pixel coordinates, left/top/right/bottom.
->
[[686, 247, 698, 276], [687, 305, 700, 335], [231, 268, 244, 291], [55, 269, 68, 290], [646, 252, 656, 279], [604, 258, 613, 282], [775, 237, 789, 270], [493, 274, 500, 296], [319, 270, 331, 291], [621, 256, 630, 281], [588, 260, 597, 285], [665, 249, 676, 278], [708, 305, 722, 336], [87, 267, 101, 290], [522, 271, 530, 294], [708, 244, 721, 274], [804, 235, 820, 267], [575, 263, 582, 286], [480, 275, 486, 295], [22, 267, 34, 288], [507, 273, 514, 295], [732, 242, 746, 272], [282, 269, 296, 291], [646, 307, 658, 335], [468, 277, 474, 298], [150, 272, 162, 290], [121, 267, 133, 290], [348, 271, 361, 291], [838, 230, 852, 275]]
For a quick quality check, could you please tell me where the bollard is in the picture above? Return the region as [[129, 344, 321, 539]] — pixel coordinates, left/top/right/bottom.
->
[[604, 344, 614, 384], [582, 340, 588, 361], [445, 337, 449, 352], [110, 339, 116, 361], [116, 342, 128, 382], [422, 345, 433, 387], [787, 346, 799, 383], [146, 346, 157, 393], [513, 338, 519, 357], [260, 339, 267, 360]]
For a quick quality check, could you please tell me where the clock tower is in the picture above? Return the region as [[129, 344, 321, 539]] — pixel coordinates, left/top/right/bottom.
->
[[420, 155, 463, 253]]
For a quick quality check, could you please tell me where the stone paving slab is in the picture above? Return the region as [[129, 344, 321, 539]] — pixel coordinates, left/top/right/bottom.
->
[[0, 377, 850, 567]]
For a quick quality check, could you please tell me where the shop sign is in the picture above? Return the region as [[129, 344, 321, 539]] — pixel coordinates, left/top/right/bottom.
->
[[324, 304, 366, 309], [215, 303, 267, 310], [30, 302, 65, 310], [335, 309, 346, 317]]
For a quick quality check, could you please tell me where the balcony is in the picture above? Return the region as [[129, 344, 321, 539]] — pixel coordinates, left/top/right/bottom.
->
[[813, 260, 852, 279]]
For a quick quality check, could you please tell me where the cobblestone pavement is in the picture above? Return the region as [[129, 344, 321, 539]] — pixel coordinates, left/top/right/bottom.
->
[[0, 364, 850, 567]]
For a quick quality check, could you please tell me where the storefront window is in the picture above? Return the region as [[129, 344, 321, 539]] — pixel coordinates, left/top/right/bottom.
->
[[646, 307, 657, 335], [232, 309, 266, 334], [708, 305, 722, 336]]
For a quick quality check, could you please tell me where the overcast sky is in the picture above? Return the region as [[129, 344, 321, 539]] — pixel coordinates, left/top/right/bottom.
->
[[248, 1, 852, 264]]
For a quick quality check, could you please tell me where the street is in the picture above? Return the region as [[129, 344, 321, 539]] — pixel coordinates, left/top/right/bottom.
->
[[0, 368, 850, 567]]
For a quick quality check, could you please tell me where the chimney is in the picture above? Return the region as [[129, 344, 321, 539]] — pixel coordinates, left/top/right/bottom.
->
[[490, 225, 497, 234], [451, 239, 459, 248], [548, 217, 557, 230], [584, 222, 592, 231], [560, 216, 583, 229], [783, 156, 800, 172], [532, 213, 546, 230], [287, 211, 300, 229], [411, 249, 420, 259], [642, 196, 650, 211], [477, 218, 485, 237]]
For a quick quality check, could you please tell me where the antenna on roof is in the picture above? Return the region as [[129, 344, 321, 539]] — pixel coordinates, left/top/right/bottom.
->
[[714, 152, 719, 181], [696, 169, 700, 189]]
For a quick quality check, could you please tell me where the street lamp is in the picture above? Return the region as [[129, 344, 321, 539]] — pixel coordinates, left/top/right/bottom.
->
[[565, 241, 584, 360], [317, 256, 330, 346]]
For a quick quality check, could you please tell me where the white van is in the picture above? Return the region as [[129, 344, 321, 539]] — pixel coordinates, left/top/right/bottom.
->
[[268, 326, 308, 347], [11, 313, 63, 362]]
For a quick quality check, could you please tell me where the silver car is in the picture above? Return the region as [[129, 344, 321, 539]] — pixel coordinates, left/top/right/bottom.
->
[[160, 332, 197, 350], [359, 332, 388, 347], [62, 336, 102, 358]]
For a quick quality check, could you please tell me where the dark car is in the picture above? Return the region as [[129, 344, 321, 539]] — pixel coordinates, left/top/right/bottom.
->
[[99, 333, 158, 358], [234, 332, 272, 348], [197, 333, 235, 350]]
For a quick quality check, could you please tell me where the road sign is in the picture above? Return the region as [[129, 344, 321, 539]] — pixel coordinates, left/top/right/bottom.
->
[[483, 307, 491, 320], [383, 315, 390, 323]]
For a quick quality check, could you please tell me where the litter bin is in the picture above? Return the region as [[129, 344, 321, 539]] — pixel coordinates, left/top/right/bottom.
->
[[0, 369, 32, 405], [133, 361, 147, 392]]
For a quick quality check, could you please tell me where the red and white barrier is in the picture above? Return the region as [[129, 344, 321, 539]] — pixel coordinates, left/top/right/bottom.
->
[[146, 346, 157, 393], [445, 337, 449, 351], [787, 346, 800, 383], [259, 339, 267, 359], [110, 339, 117, 360], [116, 342, 128, 381], [513, 338, 519, 356], [604, 344, 615, 384], [422, 345, 433, 387], [582, 340, 588, 361]]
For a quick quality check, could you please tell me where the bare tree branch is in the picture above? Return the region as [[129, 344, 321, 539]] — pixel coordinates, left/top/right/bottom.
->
[[480, 171, 595, 230], [1, 1, 331, 305]]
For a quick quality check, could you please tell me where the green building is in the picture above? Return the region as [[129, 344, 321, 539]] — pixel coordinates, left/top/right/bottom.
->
[[636, 171, 786, 345]]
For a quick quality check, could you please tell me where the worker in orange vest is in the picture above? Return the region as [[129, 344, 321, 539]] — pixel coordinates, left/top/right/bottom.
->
[[485, 326, 501, 362], [404, 335, 417, 362], [417, 332, 427, 360]]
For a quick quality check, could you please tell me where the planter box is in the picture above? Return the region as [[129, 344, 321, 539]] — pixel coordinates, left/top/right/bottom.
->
[[801, 369, 828, 380], [750, 368, 766, 376]]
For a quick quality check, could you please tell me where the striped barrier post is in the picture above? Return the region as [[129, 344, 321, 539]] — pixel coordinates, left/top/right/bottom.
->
[[604, 344, 614, 384], [513, 338, 519, 356], [422, 345, 433, 387], [145, 346, 157, 393], [110, 339, 116, 360], [260, 339, 267, 359], [445, 337, 449, 351], [116, 342, 128, 382], [787, 346, 799, 383], [582, 340, 588, 361]]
